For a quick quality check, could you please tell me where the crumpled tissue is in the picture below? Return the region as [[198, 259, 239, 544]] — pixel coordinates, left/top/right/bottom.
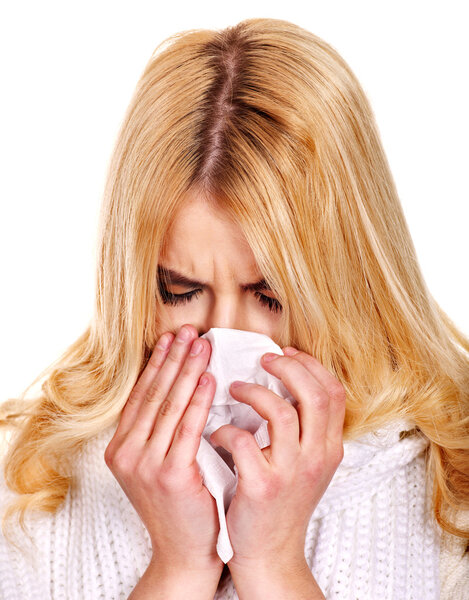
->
[[195, 327, 297, 564]]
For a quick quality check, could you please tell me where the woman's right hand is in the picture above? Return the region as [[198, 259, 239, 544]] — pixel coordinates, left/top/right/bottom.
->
[[104, 324, 223, 575]]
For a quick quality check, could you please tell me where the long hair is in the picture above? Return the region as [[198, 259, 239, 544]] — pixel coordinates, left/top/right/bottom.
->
[[1, 17, 468, 553]]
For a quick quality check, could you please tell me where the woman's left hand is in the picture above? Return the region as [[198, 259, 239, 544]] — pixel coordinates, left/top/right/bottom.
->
[[209, 346, 346, 573]]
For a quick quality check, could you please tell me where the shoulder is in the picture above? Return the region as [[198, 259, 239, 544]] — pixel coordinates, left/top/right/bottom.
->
[[439, 510, 469, 600]]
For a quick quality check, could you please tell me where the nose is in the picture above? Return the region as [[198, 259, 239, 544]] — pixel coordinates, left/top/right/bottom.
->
[[198, 294, 247, 335]]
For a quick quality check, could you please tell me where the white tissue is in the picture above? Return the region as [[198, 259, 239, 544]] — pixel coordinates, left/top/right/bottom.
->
[[195, 327, 297, 564]]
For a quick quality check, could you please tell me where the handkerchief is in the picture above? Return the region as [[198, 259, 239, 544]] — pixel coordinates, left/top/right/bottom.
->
[[195, 327, 297, 563]]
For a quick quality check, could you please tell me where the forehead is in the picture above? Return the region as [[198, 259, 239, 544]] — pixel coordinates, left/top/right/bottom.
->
[[164, 195, 243, 242], [160, 195, 261, 278]]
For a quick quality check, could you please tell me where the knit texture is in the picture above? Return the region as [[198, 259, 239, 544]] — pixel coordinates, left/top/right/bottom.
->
[[0, 418, 467, 599], [438, 508, 469, 600]]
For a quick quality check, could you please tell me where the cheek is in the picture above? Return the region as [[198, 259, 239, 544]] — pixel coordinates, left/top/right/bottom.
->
[[246, 304, 283, 333], [154, 304, 174, 336], [154, 303, 194, 337]]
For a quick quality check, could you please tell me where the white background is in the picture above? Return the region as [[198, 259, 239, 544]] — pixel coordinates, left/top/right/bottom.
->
[[1, 0, 468, 401]]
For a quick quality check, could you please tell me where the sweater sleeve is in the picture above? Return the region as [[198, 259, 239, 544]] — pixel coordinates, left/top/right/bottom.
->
[[439, 510, 469, 600]]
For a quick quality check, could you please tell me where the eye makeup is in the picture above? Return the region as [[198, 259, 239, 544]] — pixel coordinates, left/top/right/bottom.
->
[[158, 286, 282, 313]]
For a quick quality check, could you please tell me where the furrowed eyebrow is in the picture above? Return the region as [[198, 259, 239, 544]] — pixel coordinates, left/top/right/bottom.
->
[[157, 265, 272, 292]]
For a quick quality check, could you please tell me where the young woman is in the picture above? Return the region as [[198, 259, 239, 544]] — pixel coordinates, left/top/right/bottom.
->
[[1, 17, 468, 600]]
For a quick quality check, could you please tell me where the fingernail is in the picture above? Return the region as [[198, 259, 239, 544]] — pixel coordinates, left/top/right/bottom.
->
[[231, 380, 245, 388], [263, 353, 279, 362], [157, 334, 172, 350], [283, 347, 299, 356], [176, 326, 191, 342], [198, 374, 209, 387], [190, 339, 203, 356]]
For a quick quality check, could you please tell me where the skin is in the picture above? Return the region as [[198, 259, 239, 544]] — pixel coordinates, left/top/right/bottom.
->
[[154, 195, 284, 341], [105, 194, 345, 597]]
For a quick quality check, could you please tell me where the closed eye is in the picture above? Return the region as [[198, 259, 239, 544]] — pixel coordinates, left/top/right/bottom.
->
[[158, 287, 282, 313]]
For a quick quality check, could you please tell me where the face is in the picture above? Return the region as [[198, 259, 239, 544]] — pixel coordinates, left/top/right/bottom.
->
[[155, 194, 283, 343]]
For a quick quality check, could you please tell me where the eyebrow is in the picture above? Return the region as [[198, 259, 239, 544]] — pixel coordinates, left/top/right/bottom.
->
[[157, 265, 272, 293]]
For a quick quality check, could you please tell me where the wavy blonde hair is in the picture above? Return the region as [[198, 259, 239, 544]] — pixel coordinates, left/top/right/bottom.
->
[[1, 17, 468, 555]]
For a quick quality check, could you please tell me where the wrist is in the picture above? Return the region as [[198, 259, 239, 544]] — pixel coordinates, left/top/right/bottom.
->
[[129, 558, 223, 600], [136, 557, 224, 600], [150, 546, 224, 575], [228, 558, 325, 600], [228, 552, 308, 581]]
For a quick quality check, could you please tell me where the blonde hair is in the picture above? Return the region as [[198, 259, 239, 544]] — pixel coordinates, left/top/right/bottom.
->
[[1, 17, 468, 554]]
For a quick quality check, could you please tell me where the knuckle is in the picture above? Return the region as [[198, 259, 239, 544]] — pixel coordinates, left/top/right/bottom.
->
[[159, 396, 177, 416], [111, 447, 134, 475], [185, 466, 203, 490], [334, 443, 345, 466], [276, 404, 297, 427], [147, 352, 166, 370], [145, 379, 165, 403], [158, 464, 185, 493], [166, 351, 182, 366], [304, 455, 326, 480], [103, 446, 114, 468], [232, 431, 254, 451], [127, 386, 142, 406], [176, 421, 197, 440], [312, 390, 330, 411], [330, 381, 347, 403]]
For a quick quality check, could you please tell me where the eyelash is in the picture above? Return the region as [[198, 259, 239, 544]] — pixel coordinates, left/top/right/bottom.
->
[[159, 288, 283, 313]]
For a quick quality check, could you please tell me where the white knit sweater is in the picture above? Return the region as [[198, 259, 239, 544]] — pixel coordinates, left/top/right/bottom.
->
[[0, 418, 468, 599]]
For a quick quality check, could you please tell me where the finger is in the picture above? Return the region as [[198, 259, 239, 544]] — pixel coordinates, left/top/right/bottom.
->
[[260, 353, 329, 452], [126, 324, 199, 446], [113, 332, 174, 441], [209, 424, 268, 485], [164, 372, 215, 469], [227, 381, 300, 468], [282, 347, 346, 443], [146, 336, 213, 459]]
